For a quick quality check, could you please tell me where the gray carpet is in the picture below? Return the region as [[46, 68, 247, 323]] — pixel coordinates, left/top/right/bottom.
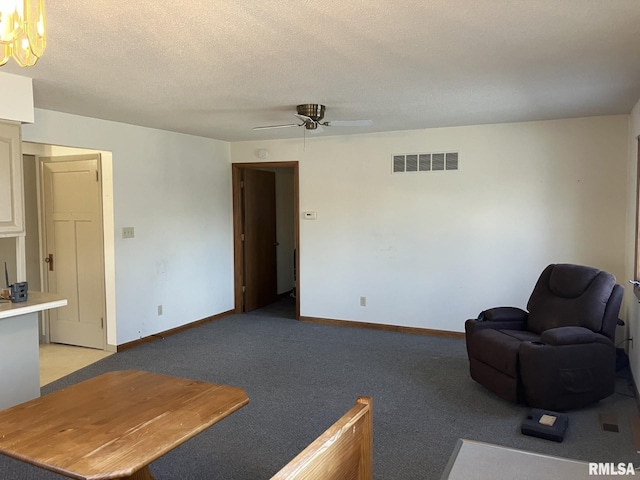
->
[[0, 305, 638, 479]]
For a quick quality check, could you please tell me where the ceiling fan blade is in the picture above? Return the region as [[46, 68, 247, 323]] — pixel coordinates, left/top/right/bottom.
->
[[324, 119, 373, 127], [252, 123, 300, 131]]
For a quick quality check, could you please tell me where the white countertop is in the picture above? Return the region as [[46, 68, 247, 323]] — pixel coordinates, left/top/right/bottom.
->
[[0, 291, 68, 320]]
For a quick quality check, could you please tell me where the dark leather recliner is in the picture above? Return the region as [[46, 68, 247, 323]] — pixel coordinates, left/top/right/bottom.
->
[[465, 264, 623, 411]]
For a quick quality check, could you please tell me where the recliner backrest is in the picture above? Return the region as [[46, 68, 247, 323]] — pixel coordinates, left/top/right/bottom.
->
[[526, 264, 617, 335]]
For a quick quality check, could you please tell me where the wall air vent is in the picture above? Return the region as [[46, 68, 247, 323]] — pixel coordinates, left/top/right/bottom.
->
[[392, 151, 459, 174], [393, 155, 405, 173], [406, 154, 418, 172], [446, 152, 459, 170], [432, 153, 445, 171], [419, 154, 431, 171]]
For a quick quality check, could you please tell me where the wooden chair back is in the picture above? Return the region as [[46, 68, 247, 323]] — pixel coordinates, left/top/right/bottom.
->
[[271, 396, 373, 480]]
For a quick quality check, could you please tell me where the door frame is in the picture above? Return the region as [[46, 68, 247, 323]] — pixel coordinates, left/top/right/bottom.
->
[[232, 161, 300, 319], [39, 153, 108, 349]]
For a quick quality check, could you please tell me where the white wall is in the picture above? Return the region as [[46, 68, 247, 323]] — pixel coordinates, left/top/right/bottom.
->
[[22, 109, 233, 345], [16, 109, 629, 343], [21, 155, 40, 293], [624, 99, 640, 381], [0, 72, 34, 123], [232, 116, 629, 331], [0, 237, 17, 284]]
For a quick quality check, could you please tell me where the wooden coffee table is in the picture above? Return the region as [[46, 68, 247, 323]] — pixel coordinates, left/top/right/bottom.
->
[[0, 370, 249, 480]]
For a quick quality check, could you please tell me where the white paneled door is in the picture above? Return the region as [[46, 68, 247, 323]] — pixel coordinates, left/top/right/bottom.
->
[[41, 155, 105, 349]]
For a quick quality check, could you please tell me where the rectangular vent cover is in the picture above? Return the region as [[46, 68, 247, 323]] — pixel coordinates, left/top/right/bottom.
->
[[392, 151, 459, 173]]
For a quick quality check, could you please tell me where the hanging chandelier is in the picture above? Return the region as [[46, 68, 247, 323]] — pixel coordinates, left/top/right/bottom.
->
[[0, 0, 46, 67]]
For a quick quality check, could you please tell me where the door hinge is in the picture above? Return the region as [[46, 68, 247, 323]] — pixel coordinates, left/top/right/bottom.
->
[[101, 317, 104, 329], [242, 286, 246, 293], [96, 170, 99, 182], [241, 233, 245, 241], [240, 180, 244, 188]]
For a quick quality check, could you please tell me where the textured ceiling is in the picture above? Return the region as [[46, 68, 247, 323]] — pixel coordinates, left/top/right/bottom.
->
[[2, 0, 640, 141]]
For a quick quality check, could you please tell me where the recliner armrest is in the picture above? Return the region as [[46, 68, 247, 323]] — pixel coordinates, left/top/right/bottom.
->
[[480, 307, 528, 323], [466, 307, 528, 333], [540, 326, 611, 346]]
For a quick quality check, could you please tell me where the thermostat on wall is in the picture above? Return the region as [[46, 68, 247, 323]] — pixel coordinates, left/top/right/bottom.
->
[[304, 211, 317, 220]]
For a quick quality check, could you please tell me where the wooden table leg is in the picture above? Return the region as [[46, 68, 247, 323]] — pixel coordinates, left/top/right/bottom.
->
[[124, 466, 155, 480]]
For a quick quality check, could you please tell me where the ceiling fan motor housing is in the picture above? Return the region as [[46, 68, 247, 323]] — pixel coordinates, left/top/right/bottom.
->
[[297, 104, 325, 122]]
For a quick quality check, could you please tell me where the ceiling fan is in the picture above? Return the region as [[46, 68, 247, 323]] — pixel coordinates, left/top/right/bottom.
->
[[253, 104, 373, 133]]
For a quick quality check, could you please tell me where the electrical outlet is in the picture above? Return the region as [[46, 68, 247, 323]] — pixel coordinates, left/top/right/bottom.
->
[[157, 304, 163, 316], [122, 227, 135, 239], [360, 296, 366, 307]]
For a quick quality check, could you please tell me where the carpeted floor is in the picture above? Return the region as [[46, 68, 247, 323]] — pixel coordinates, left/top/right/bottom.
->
[[0, 304, 638, 479]]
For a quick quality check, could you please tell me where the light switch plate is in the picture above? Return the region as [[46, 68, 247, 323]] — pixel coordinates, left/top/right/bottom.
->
[[122, 227, 135, 239]]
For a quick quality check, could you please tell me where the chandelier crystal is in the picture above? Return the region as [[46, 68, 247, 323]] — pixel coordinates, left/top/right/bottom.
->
[[0, 0, 46, 67]]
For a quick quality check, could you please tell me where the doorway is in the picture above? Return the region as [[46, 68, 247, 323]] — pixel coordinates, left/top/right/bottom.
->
[[20, 142, 116, 355], [232, 162, 300, 319], [40, 154, 106, 349], [14, 143, 116, 389]]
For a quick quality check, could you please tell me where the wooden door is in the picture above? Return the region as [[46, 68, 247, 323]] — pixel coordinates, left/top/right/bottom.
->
[[41, 155, 105, 349], [242, 169, 277, 311]]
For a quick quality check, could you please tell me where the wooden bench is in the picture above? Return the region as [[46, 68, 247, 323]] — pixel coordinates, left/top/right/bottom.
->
[[271, 397, 373, 480]]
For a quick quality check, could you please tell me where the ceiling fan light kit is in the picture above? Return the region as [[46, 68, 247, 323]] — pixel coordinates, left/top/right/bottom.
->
[[253, 104, 373, 133]]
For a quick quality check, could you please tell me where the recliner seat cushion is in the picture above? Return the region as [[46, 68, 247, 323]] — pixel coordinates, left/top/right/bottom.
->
[[527, 264, 615, 334], [467, 329, 539, 378]]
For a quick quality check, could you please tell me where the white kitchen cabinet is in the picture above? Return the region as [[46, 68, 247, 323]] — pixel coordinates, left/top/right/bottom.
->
[[0, 121, 24, 237]]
